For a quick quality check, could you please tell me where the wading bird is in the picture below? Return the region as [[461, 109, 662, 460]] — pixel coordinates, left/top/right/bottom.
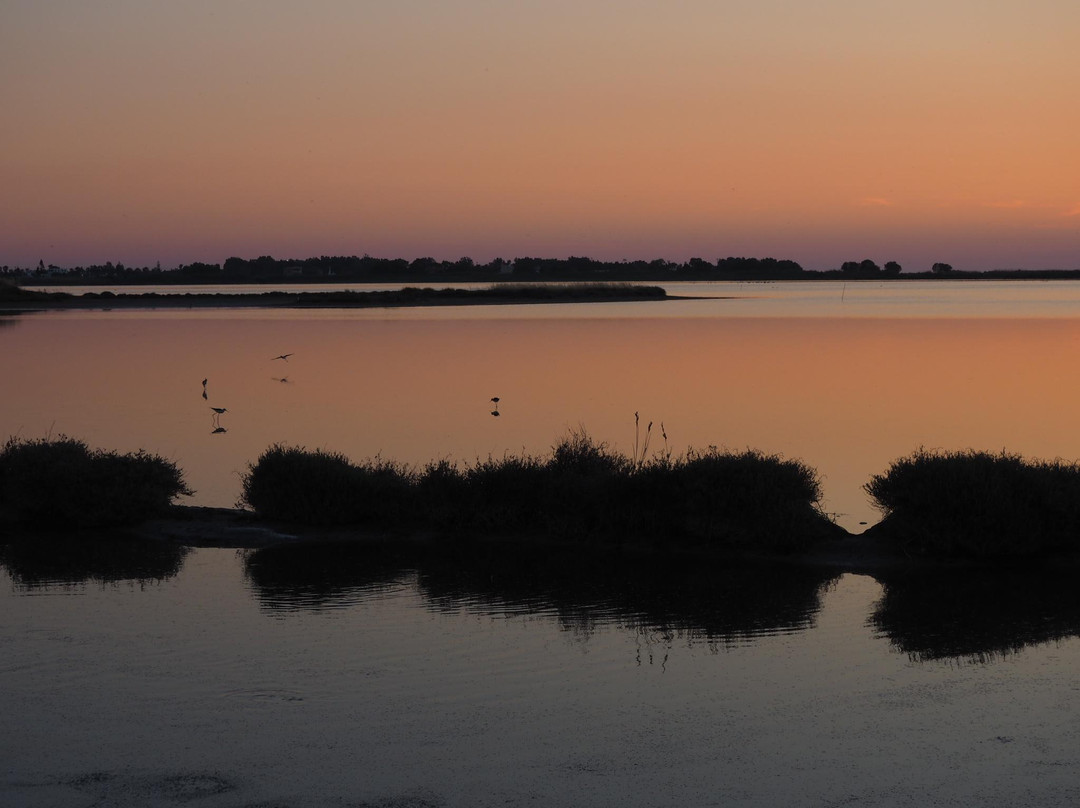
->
[[210, 406, 227, 426], [202, 378, 208, 400]]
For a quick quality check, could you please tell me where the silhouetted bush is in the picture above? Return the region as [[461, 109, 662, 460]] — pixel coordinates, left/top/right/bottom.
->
[[239, 444, 413, 526], [0, 436, 192, 528], [865, 448, 1080, 556], [239, 432, 832, 553], [672, 449, 825, 552]]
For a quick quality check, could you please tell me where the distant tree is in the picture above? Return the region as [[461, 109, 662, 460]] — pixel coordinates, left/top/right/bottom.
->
[[512, 257, 539, 276], [931, 262, 954, 274], [883, 261, 902, 276], [409, 257, 439, 274]]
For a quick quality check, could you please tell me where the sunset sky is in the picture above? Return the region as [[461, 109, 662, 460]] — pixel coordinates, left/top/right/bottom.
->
[[3, 0, 1078, 271]]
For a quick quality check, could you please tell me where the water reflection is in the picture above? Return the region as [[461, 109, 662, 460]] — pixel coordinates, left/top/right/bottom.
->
[[870, 567, 1080, 663], [0, 536, 188, 588], [244, 541, 415, 611], [244, 540, 840, 646]]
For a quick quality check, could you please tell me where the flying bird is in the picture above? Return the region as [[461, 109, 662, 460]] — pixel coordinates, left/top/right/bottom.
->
[[272, 353, 293, 361]]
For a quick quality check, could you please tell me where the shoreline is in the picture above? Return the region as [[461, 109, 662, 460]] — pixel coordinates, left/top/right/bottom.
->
[[15, 505, 1064, 575], [0, 284, 686, 312]]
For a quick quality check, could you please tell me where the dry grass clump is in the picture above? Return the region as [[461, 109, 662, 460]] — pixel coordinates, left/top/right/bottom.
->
[[865, 448, 1080, 556], [239, 430, 831, 553], [0, 436, 191, 528]]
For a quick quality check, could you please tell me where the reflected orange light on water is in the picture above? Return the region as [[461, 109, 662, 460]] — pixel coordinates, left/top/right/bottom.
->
[[4, 312, 1080, 533]]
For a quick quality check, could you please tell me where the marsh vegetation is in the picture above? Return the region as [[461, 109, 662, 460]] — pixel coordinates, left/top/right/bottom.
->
[[239, 430, 833, 553], [0, 436, 191, 528], [865, 448, 1080, 556], [1, 282, 668, 310]]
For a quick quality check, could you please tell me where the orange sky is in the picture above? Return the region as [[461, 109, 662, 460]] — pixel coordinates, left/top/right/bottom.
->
[[2, 0, 1078, 270]]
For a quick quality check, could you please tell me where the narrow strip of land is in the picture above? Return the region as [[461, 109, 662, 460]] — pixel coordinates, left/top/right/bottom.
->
[[0, 284, 671, 311]]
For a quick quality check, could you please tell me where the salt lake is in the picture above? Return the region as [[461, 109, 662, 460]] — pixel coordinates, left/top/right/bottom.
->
[[4, 280, 1080, 806]]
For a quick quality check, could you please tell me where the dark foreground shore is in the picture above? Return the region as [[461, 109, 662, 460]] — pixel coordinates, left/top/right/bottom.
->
[[59, 505, 1070, 575]]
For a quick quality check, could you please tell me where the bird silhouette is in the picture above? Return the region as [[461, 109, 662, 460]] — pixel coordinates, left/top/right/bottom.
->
[[491, 410, 500, 417], [272, 353, 293, 361], [201, 378, 208, 400], [490, 397, 500, 404], [209, 406, 227, 426]]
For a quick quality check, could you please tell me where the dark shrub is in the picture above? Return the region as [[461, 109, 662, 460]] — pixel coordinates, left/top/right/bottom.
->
[[238, 433, 831, 553], [0, 436, 192, 528], [416, 459, 471, 530], [670, 449, 825, 552], [239, 444, 413, 526], [865, 448, 1080, 556], [461, 454, 550, 532]]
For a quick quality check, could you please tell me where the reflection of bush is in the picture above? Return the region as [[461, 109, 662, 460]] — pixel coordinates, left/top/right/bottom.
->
[[0, 436, 192, 528], [0, 536, 188, 588], [870, 568, 1080, 663], [416, 544, 840, 643], [243, 541, 413, 610], [865, 448, 1080, 556], [244, 539, 839, 642], [240, 432, 834, 554]]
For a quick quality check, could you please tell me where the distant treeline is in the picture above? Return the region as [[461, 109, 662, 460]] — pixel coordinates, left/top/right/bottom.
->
[[5, 255, 1080, 284]]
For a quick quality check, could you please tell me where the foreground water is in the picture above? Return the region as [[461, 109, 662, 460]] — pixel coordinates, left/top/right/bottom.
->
[[3, 541, 1080, 808]]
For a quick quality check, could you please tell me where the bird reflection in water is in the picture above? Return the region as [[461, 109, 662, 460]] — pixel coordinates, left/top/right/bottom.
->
[[211, 426, 227, 435], [201, 378, 208, 400]]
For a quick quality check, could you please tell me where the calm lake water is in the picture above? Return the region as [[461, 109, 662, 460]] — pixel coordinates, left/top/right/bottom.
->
[[7, 280, 1080, 530], [5, 280, 1080, 806]]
